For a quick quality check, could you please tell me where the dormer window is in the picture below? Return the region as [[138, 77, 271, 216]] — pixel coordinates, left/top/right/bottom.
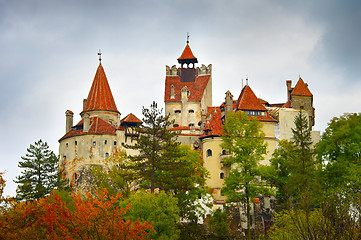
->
[[170, 84, 175, 99]]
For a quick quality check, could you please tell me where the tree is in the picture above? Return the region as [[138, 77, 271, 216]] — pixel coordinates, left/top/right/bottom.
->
[[208, 209, 230, 238], [0, 189, 152, 240], [221, 111, 270, 238], [15, 140, 60, 201], [315, 113, 361, 190], [264, 111, 319, 209], [123, 101, 210, 221], [124, 101, 181, 193], [121, 190, 180, 240]]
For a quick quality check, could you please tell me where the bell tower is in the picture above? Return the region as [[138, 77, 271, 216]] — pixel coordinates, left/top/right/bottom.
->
[[177, 34, 198, 82]]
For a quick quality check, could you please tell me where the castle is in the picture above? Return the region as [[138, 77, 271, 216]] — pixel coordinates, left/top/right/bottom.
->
[[59, 41, 320, 204]]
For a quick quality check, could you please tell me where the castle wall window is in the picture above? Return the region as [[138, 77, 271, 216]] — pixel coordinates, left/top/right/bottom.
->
[[175, 110, 181, 113], [189, 123, 194, 127], [207, 149, 212, 157], [170, 84, 175, 99], [75, 141, 77, 145], [220, 172, 224, 179], [114, 141, 117, 146], [105, 153, 109, 158], [189, 109, 194, 113], [222, 150, 227, 155], [173, 124, 179, 128], [93, 141, 96, 146], [105, 140, 107, 144], [66, 143, 68, 149]]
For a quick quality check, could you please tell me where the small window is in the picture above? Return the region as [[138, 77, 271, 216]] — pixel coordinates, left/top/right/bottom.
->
[[189, 123, 194, 127], [300, 106, 304, 110], [175, 110, 181, 114], [74, 173, 77, 180], [105, 153, 109, 158], [75, 141, 77, 145], [105, 140, 107, 144], [207, 149, 212, 157], [189, 109, 194, 113], [114, 141, 117, 146], [220, 172, 224, 179], [93, 141, 96, 146], [222, 150, 227, 155], [173, 124, 179, 128], [66, 143, 68, 148]]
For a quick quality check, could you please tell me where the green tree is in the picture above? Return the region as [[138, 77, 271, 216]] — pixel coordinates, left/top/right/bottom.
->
[[124, 101, 181, 193], [264, 111, 319, 209], [123, 102, 210, 221], [15, 140, 59, 201], [121, 190, 180, 240], [221, 111, 270, 238], [208, 209, 230, 238], [315, 113, 361, 190]]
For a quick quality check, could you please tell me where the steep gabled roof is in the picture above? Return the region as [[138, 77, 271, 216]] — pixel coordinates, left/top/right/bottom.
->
[[236, 85, 268, 111], [120, 113, 142, 124], [59, 116, 117, 141], [164, 75, 210, 102], [291, 77, 312, 96], [200, 107, 223, 138], [177, 44, 198, 62], [82, 64, 119, 113]]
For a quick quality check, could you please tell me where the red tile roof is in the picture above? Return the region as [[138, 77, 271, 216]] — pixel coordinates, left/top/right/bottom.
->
[[59, 116, 116, 141], [236, 85, 268, 111], [120, 113, 142, 124], [164, 75, 210, 102], [82, 64, 119, 113], [201, 107, 223, 138], [177, 44, 197, 61], [169, 126, 201, 131], [282, 100, 292, 108], [291, 77, 312, 96]]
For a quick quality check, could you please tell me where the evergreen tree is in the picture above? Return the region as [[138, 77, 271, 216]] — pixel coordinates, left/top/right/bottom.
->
[[15, 140, 59, 201], [265, 111, 319, 209], [221, 111, 271, 238], [123, 101, 209, 221]]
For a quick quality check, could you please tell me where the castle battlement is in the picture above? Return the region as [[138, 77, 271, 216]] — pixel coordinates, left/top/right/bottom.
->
[[165, 64, 212, 76]]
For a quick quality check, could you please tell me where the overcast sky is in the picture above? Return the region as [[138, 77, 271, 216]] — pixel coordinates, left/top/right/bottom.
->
[[1, 0, 361, 197]]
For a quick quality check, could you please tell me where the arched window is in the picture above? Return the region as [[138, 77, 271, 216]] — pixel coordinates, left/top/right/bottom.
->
[[220, 172, 224, 179], [222, 150, 227, 155], [105, 153, 109, 158], [207, 149, 212, 157]]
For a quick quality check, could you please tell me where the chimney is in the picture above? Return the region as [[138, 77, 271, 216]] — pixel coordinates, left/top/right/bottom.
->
[[65, 110, 74, 133], [286, 80, 292, 101], [225, 90, 233, 117], [83, 99, 87, 111], [83, 113, 90, 132]]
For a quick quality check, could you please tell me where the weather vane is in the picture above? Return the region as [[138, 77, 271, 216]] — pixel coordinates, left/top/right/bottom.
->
[[187, 32, 189, 44], [98, 49, 102, 64]]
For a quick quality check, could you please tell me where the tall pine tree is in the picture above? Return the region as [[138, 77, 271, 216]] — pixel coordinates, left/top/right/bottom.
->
[[15, 140, 59, 201]]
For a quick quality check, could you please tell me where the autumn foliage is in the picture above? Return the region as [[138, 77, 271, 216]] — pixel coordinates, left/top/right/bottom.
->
[[0, 189, 152, 240]]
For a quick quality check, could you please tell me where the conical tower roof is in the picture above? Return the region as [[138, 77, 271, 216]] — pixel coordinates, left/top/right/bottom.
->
[[83, 64, 119, 113], [291, 77, 312, 96], [177, 44, 198, 64], [236, 85, 267, 111]]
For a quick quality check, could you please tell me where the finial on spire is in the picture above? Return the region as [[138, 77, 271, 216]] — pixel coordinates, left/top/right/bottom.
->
[[187, 32, 189, 44], [246, 76, 249, 86], [98, 49, 102, 64]]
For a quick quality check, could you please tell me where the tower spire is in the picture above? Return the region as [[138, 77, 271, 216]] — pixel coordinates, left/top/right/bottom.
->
[[98, 49, 102, 64]]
